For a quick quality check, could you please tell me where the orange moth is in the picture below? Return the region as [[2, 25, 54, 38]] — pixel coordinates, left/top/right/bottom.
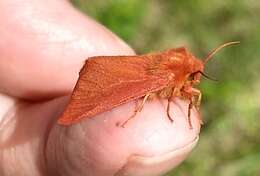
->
[[58, 41, 239, 127]]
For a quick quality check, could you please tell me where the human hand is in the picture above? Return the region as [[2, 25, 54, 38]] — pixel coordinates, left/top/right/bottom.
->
[[0, 1, 200, 176]]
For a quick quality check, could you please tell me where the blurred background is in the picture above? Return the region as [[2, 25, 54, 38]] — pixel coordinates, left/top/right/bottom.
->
[[72, 1, 260, 175]]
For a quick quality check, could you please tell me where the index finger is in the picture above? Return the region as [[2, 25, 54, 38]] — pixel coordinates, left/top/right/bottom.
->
[[0, 0, 134, 100]]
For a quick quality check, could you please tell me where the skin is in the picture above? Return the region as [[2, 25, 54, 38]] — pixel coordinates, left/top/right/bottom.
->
[[0, 1, 201, 176]]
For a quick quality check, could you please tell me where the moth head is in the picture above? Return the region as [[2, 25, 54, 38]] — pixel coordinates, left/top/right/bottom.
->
[[187, 59, 204, 85], [188, 41, 240, 85]]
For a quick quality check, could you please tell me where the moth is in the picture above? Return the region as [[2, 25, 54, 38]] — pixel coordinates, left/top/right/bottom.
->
[[58, 41, 239, 128]]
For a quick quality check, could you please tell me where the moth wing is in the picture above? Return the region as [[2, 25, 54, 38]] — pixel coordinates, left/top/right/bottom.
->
[[58, 55, 170, 125]]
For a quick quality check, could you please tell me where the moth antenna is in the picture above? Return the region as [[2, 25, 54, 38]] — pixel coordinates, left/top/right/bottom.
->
[[198, 71, 218, 81], [204, 41, 240, 64]]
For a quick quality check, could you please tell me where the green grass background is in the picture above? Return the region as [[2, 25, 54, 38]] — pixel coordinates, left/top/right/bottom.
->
[[72, 1, 260, 175]]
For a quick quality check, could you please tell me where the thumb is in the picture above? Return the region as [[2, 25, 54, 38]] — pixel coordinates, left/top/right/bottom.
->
[[0, 1, 201, 176], [47, 98, 200, 176]]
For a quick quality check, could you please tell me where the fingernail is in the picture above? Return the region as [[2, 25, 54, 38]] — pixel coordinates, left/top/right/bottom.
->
[[115, 136, 199, 176]]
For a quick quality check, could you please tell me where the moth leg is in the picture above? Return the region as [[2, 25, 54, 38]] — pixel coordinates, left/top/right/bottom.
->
[[135, 93, 150, 113], [166, 99, 174, 122], [167, 88, 176, 122], [191, 88, 202, 110], [190, 88, 204, 125], [120, 93, 150, 127], [188, 98, 193, 129], [187, 88, 203, 128], [197, 91, 202, 109]]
